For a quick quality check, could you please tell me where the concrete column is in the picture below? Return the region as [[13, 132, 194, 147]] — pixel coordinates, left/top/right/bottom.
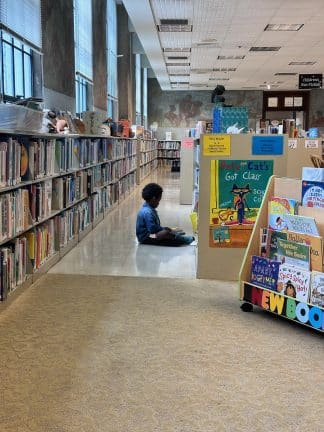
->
[[92, 0, 108, 112], [117, 4, 135, 123], [42, 0, 75, 111]]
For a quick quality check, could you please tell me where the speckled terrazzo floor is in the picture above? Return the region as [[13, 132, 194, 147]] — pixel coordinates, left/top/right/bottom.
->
[[0, 273, 323, 432]]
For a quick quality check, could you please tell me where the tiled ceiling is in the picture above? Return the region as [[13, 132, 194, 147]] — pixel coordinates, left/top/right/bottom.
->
[[122, 0, 324, 90]]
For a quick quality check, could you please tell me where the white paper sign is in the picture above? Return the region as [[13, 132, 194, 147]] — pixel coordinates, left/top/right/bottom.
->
[[288, 139, 298, 149], [305, 139, 319, 149]]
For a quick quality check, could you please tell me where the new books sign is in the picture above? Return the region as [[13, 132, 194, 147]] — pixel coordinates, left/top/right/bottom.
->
[[299, 74, 322, 89]]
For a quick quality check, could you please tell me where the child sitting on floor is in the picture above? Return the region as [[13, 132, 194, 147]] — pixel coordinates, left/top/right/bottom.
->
[[136, 183, 195, 247]]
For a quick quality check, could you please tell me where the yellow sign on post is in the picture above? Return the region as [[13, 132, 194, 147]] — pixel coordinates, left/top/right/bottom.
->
[[203, 134, 231, 156]]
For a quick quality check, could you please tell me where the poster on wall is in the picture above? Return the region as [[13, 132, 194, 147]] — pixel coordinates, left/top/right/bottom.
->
[[209, 160, 273, 248]]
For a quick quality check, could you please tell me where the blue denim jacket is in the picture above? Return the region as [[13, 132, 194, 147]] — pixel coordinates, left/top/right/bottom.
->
[[136, 202, 163, 243]]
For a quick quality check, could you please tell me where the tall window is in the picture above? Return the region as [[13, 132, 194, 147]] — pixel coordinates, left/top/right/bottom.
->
[[74, 0, 93, 115], [0, 0, 41, 101], [107, 0, 118, 120], [135, 54, 141, 124]]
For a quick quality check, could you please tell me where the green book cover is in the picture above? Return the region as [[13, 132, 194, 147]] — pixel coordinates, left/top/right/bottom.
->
[[276, 238, 310, 270]]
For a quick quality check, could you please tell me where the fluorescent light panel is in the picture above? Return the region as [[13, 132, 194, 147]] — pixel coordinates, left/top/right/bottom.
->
[[158, 24, 192, 32]]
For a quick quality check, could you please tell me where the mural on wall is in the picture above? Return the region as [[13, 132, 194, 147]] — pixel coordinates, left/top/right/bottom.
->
[[148, 79, 263, 129]]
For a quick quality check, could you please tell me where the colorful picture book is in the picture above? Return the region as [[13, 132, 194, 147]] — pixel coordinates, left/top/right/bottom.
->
[[309, 271, 324, 307], [268, 196, 298, 230], [276, 238, 310, 270], [284, 214, 320, 237], [285, 231, 323, 272], [301, 180, 324, 209], [250, 255, 280, 291], [266, 229, 288, 259], [277, 264, 311, 302]]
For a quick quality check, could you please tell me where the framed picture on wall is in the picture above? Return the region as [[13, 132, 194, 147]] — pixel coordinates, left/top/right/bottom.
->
[[284, 97, 294, 107], [268, 97, 278, 108], [294, 97, 303, 107]]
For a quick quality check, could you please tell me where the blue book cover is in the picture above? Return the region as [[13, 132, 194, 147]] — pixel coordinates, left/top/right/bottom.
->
[[250, 255, 280, 291], [302, 180, 324, 208]]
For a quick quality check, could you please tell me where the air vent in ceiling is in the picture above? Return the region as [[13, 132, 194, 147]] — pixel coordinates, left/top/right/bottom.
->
[[209, 78, 230, 81], [191, 69, 211, 74], [213, 68, 236, 72], [160, 19, 188, 25], [167, 56, 189, 60], [169, 73, 190, 76], [250, 46, 281, 51], [163, 48, 191, 53], [166, 62, 190, 67], [158, 19, 192, 32], [289, 61, 316, 65], [170, 81, 189, 85], [217, 55, 245, 60], [274, 72, 297, 76], [264, 24, 304, 31]]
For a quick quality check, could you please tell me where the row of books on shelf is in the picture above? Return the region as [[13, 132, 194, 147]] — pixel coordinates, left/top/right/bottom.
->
[[0, 164, 139, 243], [0, 135, 138, 188], [140, 151, 157, 165], [250, 185, 324, 307], [0, 185, 136, 300], [157, 149, 180, 159], [157, 140, 180, 150], [140, 160, 158, 180], [140, 140, 157, 152]]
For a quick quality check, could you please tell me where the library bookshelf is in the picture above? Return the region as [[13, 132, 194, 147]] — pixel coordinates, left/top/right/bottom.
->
[[157, 140, 181, 171], [0, 131, 157, 307], [239, 176, 324, 333], [137, 138, 158, 184]]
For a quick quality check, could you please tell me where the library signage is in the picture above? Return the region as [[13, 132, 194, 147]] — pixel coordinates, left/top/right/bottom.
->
[[244, 283, 324, 330], [299, 74, 322, 89], [252, 135, 284, 155], [203, 134, 231, 156]]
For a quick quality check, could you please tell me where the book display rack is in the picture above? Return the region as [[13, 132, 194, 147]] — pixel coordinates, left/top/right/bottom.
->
[[157, 140, 181, 171], [239, 176, 324, 333], [0, 132, 157, 305]]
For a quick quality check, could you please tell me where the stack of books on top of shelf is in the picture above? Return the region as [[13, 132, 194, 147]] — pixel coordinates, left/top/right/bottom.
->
[[251, 172, 324, 307]]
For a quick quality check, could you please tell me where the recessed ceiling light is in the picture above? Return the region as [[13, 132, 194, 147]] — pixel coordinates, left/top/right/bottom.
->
[[163, 48, 191, 53], [264, 24, 304, 31], [274, 72, 297, 76], [289, 61, 316, 65], [217, 55, 245, 60], [166, 62, 191, 66], [250, 47, 281, 51]]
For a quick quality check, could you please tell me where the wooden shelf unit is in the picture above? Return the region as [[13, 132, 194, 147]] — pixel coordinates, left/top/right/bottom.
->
[[239, 176, 324, 332]]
